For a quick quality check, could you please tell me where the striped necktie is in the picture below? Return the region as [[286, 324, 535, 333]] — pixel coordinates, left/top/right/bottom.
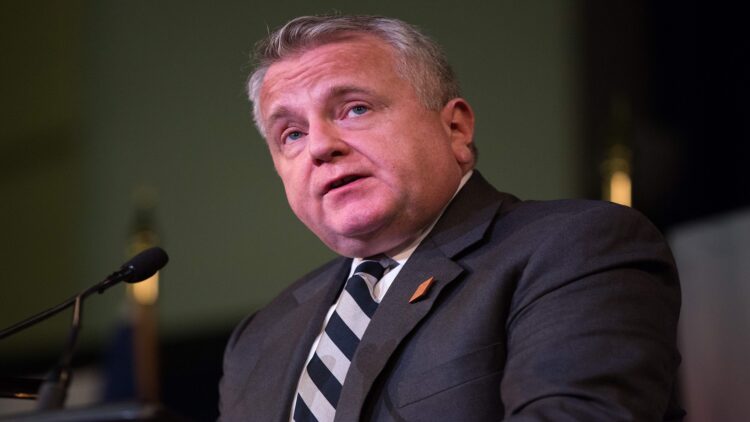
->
[[293, 259, 396, 422]]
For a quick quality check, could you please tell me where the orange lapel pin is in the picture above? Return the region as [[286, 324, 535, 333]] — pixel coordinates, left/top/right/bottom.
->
[[409, 276, 435, 303]]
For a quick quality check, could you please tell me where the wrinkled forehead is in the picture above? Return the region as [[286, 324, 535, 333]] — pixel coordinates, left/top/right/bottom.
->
[[254, 33, 396, 93], [265, 33, 399, 84], [256, 35, 402, 119]]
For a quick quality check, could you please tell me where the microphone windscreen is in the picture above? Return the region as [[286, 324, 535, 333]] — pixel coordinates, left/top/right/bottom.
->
[[121, 247, 169, 283]]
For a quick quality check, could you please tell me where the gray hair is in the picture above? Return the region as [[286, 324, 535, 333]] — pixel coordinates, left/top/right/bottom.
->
[[246, 14, 461, 136]]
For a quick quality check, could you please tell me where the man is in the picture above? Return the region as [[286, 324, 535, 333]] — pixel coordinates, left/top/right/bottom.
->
[[219, 15, 683, 421]]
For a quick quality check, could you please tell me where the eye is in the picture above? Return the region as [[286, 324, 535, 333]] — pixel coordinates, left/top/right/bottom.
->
[[283, 130, 305, 144], [346, 105, 370, 117]]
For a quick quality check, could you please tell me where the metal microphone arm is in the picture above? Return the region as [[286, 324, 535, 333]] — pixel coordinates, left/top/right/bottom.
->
[[0, 266, 134, 341], [0, 247, 168, 408]]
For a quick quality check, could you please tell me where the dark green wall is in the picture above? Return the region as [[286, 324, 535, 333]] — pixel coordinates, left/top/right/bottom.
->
[[0, 1, 84, 357]]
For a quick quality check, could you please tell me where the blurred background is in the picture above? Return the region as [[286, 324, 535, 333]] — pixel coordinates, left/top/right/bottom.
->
[[1, 0, 747, 420]]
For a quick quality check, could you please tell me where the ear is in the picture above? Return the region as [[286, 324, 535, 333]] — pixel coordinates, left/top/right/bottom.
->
[[440, 98, 476, 169]]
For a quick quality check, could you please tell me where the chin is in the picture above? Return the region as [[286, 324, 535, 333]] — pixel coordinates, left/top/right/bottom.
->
[[322, 231, 381, 258], [308, 210, 404, 257], [313, 233, 365, 258], [328, 211, 391, 239], [322, 229, 413, 258], [314, 222, 384, 257]]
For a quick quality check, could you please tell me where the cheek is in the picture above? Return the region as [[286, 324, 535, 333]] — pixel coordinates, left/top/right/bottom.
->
[[275, 157, 304, 189], [282, 176, 307, 205], [284, 186, 316, 231], [282, 173, 324, 223], [277, 168, 307, 209]]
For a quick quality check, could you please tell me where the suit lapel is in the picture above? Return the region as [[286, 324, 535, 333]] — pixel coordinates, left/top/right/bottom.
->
[[334, 172, 509, 421], [248, 257, 351, 422], [335, 242, 464, 421]]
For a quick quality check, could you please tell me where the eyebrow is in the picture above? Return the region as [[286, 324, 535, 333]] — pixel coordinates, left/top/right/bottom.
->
[[266, 106, 296, 129], [264, 85, 381, 129]]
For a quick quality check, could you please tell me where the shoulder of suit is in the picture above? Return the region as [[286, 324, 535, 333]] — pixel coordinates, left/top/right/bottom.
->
[[260, 255, 349, 307], [487, 196, 667, 257], [500, 197, 654, 228], [225, 256, 349, 348]]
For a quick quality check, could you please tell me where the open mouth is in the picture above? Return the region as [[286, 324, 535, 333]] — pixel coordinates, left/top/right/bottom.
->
[[327, 175, 364, 192]]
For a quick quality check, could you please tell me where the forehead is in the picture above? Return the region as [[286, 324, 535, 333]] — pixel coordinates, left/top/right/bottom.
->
[[258, 36, 404, 115]]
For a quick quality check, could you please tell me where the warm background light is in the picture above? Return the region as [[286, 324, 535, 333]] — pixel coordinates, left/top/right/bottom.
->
[[128, 273, 159, 306], [609, 170, 632, 207]]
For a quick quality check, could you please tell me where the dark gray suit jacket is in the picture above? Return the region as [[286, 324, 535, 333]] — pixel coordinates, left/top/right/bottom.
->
[[219, 172, 683, 421]]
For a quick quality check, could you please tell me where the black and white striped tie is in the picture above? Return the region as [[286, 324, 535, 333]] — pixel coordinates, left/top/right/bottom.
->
[[293, 259, 395, 422]]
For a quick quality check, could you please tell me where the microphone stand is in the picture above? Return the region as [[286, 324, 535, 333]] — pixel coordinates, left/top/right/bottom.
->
[[0, 284, 104, 408], [34, 295, 83, 410], [0, 247, 168, 409]]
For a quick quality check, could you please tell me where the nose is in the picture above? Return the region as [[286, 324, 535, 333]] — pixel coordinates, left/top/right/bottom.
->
[[307, 120, 349, 165]]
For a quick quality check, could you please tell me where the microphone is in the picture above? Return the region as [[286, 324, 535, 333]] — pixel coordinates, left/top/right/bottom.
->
[[96, 246, 170, 293], [124, 246, 169, 282], [0, 247, 170, 341], [116, 245, 169, 283], [0, 247, 169, 410]]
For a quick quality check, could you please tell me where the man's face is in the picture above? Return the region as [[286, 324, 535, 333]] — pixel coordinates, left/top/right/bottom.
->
[[258, 35, 474, 257]]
